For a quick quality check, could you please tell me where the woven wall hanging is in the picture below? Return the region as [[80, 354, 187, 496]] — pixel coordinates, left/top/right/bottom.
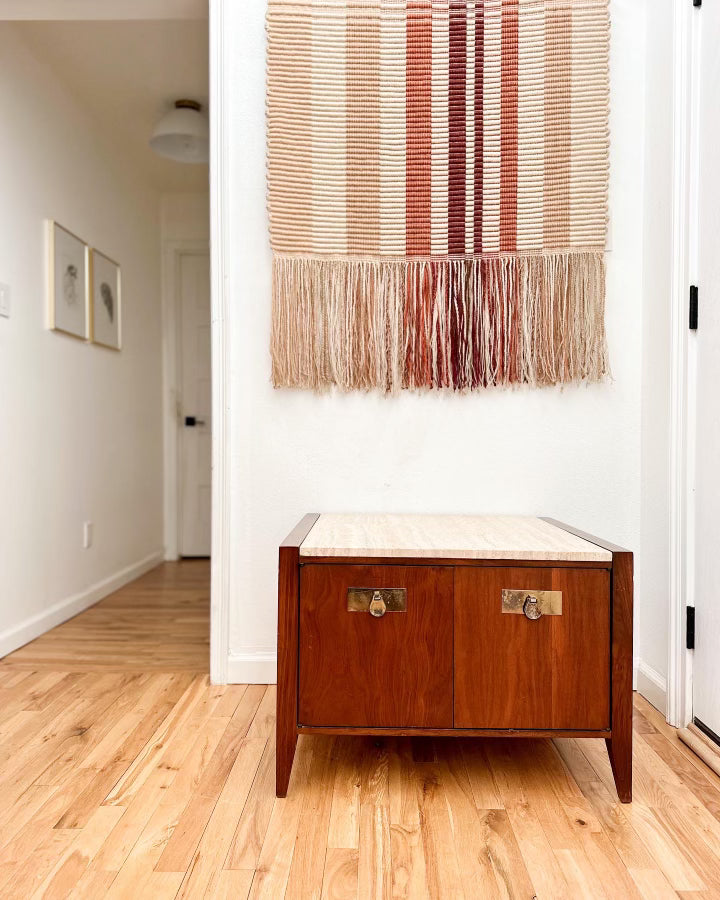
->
[[267, 0, 610, 392]]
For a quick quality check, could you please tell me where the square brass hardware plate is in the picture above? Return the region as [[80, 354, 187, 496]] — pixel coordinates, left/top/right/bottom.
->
[[502, 589, 562, 616], [347, 588, 407, 612]]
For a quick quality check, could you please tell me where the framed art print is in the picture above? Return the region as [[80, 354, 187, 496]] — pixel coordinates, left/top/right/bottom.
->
[[48, 221, 89, 340], [91, 249, 121, 350]]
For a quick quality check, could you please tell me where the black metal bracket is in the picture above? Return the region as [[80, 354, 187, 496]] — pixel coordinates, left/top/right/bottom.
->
[[689, 285, 698, 331], [687, 606, 696, 650]]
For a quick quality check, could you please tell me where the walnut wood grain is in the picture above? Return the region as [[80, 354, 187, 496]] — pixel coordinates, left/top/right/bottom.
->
[[543, 517, 634, 802], [298, 564, 453, 728], [297, 726, 610, 738], [454, 567, 611, 730], [606, 549, 634, 802], [276, 513, 320, 797]]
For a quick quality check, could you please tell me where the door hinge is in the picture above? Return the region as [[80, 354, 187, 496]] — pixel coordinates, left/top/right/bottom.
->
[[687, 606, 695, 650], [689, 285, 698, 330]]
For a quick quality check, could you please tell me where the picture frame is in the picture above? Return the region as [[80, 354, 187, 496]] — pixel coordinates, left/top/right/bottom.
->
[[48, 221, 89, 341], [90, 248, 122, 351]]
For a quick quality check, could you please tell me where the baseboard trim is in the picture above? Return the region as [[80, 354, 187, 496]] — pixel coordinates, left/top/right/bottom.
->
[[226, 650, 277, 685], [635, 658, 668, 715], [0, 550, 164, 659]]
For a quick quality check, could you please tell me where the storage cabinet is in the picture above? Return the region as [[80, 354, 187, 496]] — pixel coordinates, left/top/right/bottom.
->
[[277, 514, 633, 803]]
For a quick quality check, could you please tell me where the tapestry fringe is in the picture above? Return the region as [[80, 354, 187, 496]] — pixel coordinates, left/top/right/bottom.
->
[[271, 253, 608, 393]]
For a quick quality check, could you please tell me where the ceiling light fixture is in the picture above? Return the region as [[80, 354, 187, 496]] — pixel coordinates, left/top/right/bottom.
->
[[150, 99, 209, 164]]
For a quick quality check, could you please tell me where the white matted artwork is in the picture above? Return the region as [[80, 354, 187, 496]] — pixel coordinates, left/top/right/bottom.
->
[[48, 221, 89, 340], [91, 249, 121, 350]]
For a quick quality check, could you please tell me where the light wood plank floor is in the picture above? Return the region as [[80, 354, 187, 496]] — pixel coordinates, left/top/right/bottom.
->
[[1, 564, 720, 897], [2, 561, 210, 672]]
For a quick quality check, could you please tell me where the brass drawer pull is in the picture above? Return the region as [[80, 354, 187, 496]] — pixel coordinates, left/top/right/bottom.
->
[[502, 589, 562, 618], [347, 588, 407, 616], [523, 595, 542, 620]]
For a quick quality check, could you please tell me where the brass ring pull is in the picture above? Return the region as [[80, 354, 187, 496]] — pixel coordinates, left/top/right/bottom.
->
[[523, 595, 542, 620], [369, 591, 387, 617]]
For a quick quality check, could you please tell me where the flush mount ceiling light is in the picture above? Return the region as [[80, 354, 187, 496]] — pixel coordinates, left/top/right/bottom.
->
[[150, 99, 209, 164]]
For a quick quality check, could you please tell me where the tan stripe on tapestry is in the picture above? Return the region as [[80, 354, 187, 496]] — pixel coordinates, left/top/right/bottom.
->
[[379, 0, 406, 256], [543, 0, 570, 250], [481, 0, 502, 254], [431, 1, 449, 257], [569, 1, 609, 249], [347, 4, 380, 254], [266, 9, 313, 252], [516, 0, 545, 252]]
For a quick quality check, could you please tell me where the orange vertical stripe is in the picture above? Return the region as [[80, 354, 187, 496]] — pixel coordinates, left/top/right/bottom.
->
[[406, 1, 432, 256], [544, 4, 571, 249]]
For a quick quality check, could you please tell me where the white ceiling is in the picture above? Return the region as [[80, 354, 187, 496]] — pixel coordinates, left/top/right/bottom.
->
[[16, 19, 209, 192]]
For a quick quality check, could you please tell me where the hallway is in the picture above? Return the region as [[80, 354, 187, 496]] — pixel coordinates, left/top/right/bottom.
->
[[2, 561, 210, 672], [1, 565, 720, 897]]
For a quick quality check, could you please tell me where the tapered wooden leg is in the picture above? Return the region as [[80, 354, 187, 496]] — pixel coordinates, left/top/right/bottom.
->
[[606, 734, 632, 803], [276, 729, 297, 798], [608, 549, 634, 803]]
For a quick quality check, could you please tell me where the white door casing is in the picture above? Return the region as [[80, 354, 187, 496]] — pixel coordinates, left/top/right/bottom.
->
[[178, 252, 212, 557], [692, 0, 720, 740]]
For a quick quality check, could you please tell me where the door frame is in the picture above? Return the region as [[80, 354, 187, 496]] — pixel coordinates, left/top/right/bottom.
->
[[162, 240, 210, 563], [209, 0, 231, 684], [668, 0, 700, 729]]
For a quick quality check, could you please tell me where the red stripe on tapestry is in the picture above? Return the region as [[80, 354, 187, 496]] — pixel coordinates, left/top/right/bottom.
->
[[448, 1, 468, 387], [406, 1, 432, 257], [500, 0, 518, 252], [473, 2, 484, 255], [448, 0, 467, 256]]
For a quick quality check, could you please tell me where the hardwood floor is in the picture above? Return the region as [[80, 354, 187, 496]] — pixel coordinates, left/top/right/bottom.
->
[[2, 561, 210, 672], [1, 564, 720, 897]]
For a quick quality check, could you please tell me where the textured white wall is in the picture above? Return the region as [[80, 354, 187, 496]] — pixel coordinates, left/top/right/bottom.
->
[[0, 25, 164, 653], [222, 0, 648, 683]]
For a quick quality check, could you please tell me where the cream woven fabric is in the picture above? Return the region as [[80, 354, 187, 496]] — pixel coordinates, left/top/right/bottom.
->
[[267, 0, 610, 392]]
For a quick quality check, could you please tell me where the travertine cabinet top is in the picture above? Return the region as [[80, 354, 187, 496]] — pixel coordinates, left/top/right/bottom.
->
[[299, 514, 612, 562]]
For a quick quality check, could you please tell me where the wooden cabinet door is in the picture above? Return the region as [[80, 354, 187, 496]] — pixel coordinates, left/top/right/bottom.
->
[[299, 564, 453, 727], [454, 567, 610, 730]]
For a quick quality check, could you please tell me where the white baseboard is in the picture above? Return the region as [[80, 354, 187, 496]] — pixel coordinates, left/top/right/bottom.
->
[[635, 658, 668, 715], [226, 650, 277, 684], [0, 550, 164, 659]]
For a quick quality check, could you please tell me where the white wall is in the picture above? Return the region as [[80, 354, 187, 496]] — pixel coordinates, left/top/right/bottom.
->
[[637, 0, 675, 713], [0, 25, 164, 655], [161, 193, 210, 244], [220, 0, 649, 683]]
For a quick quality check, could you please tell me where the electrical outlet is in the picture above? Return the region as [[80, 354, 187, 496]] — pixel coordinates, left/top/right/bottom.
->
[[83, 521, 93, 549], [0, 283, 10, 318]]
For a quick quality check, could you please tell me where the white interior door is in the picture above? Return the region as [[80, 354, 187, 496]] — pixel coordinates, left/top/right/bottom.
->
[[179, 252, 211, 557], [693, 3, 720, 743]]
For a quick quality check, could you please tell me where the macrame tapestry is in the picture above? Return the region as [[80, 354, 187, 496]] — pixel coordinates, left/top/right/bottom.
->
[[267, 0, 610, 392]]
